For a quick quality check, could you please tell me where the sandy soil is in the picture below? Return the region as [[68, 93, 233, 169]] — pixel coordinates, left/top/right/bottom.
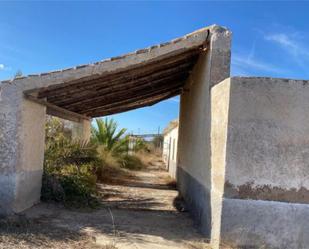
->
[[0, 155, 211, 249]]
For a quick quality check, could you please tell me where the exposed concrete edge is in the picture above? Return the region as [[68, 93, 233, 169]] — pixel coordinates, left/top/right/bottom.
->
[[210, 78, 231, 248], [223, 196, 309, 208], [231, 76, 309, 84]]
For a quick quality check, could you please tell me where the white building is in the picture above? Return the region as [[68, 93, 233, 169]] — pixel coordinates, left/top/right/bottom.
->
[[162, 119, 179, 179]]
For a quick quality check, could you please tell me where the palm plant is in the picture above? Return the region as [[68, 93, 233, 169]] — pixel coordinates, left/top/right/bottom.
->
[[91, 118, 128, 155]]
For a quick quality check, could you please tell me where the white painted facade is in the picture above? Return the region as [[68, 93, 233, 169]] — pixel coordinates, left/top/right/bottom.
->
[[163, 121, 179, 179]]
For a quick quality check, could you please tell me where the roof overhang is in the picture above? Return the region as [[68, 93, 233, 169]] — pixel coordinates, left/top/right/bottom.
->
[[1, 25, 227, 121]]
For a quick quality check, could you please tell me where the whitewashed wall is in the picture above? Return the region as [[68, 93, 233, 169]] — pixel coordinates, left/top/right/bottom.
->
[[163, 126, 179, 179]]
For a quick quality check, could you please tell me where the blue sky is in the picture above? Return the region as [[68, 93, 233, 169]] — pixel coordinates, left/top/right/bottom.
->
[[1, 2, 309, 134]]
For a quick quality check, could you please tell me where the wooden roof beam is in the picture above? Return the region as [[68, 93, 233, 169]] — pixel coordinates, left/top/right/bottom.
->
[[77, 80, 185, 114], [24, 93, 91, 122], [87, 89, 181, 117], [59, 69, 189, 110]]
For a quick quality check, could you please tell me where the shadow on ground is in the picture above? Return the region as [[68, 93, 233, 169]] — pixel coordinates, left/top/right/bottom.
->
[[1, 155, 211, 249], [0, 215, 100, 249]]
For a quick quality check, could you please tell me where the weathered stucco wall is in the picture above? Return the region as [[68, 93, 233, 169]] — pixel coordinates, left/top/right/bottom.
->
[[210, 78, 231, 247], [221, 198, 309, 248], [178, 76, 309, 248], [177, 26, 231, 236], [163, 126, 179, 179], [0, 81, 91, 215], [224, 77, 309, 203], [0, 83, 46, 214], [178, 51, 213, 235], [210, 77, 309, 248]]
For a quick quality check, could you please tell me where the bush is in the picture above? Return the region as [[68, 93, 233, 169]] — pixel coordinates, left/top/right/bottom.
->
[[41, 172, 99, 208], [42, 117, 102, 208], [41, 154, 98, 208], [41, 173, 65, 202], [42, 117, 148, 206], [44, 137, 100, 173]]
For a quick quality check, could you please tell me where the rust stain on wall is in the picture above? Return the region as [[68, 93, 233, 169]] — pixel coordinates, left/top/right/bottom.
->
[[224, 181, 309, 204]]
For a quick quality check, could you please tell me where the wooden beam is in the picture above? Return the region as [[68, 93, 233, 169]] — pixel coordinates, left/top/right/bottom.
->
[[35, 48, 200, 99], [24, 93, 91, 122], [60, 70, 189, 110], [78, 80, 185, 114], [91, 92, 180, 117], [87, 89, 181, 117], [51, 62, 191, 107], [45, 52, 198, 104]]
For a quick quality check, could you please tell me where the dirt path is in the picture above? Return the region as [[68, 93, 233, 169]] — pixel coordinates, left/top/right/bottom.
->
[[1, 155, 211, 249]]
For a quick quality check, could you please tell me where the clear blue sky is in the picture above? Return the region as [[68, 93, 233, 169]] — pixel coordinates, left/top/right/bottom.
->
[[1, 2, 308, 134]]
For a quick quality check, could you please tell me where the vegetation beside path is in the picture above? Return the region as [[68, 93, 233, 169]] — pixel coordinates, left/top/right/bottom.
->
[[41, 117, 153, 208]]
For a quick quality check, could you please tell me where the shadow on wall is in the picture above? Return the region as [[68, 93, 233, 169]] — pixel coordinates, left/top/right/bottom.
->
[[177, 167, 211, 235], [176, 51, 214, 238]]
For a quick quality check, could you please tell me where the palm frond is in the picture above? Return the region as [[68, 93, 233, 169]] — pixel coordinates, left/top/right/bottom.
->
[[91, 118, 128, 155]]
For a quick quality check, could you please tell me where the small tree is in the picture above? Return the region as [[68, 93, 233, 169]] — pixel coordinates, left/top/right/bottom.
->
[[91, 118, 128, 155]]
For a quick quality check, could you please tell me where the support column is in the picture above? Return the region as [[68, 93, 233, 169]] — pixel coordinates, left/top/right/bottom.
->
[[0, 83, 46, 215], [72, 119, 91, 142], [176, 25, 231, 243]]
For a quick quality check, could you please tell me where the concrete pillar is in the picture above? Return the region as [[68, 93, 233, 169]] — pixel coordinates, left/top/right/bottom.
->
[[72, 119, 91, 142], [176, 25, 231, 243], [0, 83, 46, 215]]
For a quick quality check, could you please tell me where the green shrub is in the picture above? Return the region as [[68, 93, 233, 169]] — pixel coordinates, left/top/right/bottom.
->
[[41, 173, 65, 202], [44, 137, 100, 174], [41, 172, 99, 208], [42, 117, 102, 208]]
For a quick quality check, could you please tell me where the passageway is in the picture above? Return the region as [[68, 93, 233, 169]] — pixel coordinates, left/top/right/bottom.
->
[[0, 25, 231, 248], [9, 154, 211, 249]]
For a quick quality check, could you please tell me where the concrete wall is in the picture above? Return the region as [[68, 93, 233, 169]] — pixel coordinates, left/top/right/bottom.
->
[[221, 198, 309, 249], [178, 75, 309, 248], [224, 77, 309, 202], [72, 119, 91, 142], [0, 83, 46, 214], [163, 126, 179, 179], [210, 78, 231, 246], [211, 77, 309, 248], [0, 82, 91, 215], [177, 26, 231, 236], [177, 51, 213, 235]]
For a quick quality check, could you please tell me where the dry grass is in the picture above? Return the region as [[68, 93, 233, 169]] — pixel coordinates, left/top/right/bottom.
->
[[0, 216, 102, 249], [135, 151, 157, 165], [97, 164, 135, 184], [101, 245, 118, 249], [97, 151, 153, 185]]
